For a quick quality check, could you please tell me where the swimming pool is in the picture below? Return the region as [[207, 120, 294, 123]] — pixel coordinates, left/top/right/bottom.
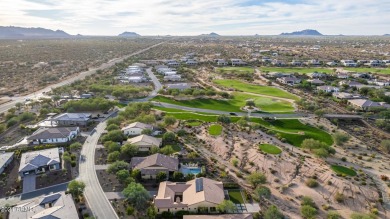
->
[[180, 167, 202, 175]]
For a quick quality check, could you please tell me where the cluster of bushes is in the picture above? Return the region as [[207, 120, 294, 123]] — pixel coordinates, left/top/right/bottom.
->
[[301, 139, 335, 158], [63, 98, 114, 112], [89, 84, 151, 100]]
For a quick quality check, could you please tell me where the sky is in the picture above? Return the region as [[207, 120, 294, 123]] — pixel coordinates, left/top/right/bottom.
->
[[0, 0, 389, 36]]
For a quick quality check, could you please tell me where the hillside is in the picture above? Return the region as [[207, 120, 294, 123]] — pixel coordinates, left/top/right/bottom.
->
[[200, 32, 220, 37], [118, 32, 140, 37], [280, 29, 323, 36], [0, 26, 70, 38]]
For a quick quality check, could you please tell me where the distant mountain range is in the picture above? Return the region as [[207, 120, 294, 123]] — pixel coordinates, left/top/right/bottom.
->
[[384, 34, 390, 36], [118, 32, 140, 37], [0, 26, 70, 38], [200, 32, 220, 37], [280, 29, 323, 36]]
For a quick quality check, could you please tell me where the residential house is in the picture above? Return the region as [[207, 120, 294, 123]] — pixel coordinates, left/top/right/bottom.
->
[[290, 60, 302, 66], [341, 60, 357, 67], [166, 83, 191, 90], [154, 177, 225, 213], [163, 71, 178, 76], [186, 60, 198, 66], [307, 72, 326, 78], [230, 59, 246, 66], [122, 122, 153, 136], [348, 99, 390, 111], [352, 73, 371, 79], [307, 79, 325, 85], [0, 152, 14, 174], [51, 113, 91, 127], [383, 60, 390, 66], [261, 57, 272, 63], [326, 61, 338, 67], [130, 153, 179, 179], [184, 215, 253, 219], [127, 135, 162, 151], [215, 59, 228, 66], [354, 84, 382, 90], [9, 192, 78, 219], [357, 60, 368, 65], [164, 75, 182, 82], [307, 59, 321, 66], [80, 93, 93, 99], [368, 79, 389, 87], [267, 72, 291, 78], [367, 60, 383, 67], [27, 127, 79, 145], [276, 77, 301, 85], [128, 76, 146, 83], [336, 72, 350, 79], [19, 147, 61, 177], [332, 92, 362, 100], [339, 80, 363, 87], [271, 59, 285, 66], [166, 60, 180, 67], [317, 86, 340, 93]]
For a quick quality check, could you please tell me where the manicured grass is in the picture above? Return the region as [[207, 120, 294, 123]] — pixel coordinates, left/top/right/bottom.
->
[[260, 67, 333, 74], [343, 67, 390, 74], [216, 67, 254, 75], [186, 120, 202, 127], [152, 93, 295, 113], [214, 79, 300, 100], [259, 144, 282, 154], [208, 124, 223, 136], [228, 190, 245, 204], [251, 118, 333, 147], [331, 165, 357, 176]]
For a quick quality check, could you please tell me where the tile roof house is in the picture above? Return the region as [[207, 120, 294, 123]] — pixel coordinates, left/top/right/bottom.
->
[[51, 113, 91, 127], [317, 86, 340, 93], [9, 192, 78, 219], [154, 177, 225, 214], [27, 127, 79, 145], [339, 80, 363, 87], [166, 83, 191, 90], [131, 153, 179, 179], [348, 99, 390, 111], [184, 214, 253, 219], [19, 148, 60, 177], [332, 92, 362, 100], [127, 135, 162, 151], [0, 152, 14, 174], [307, 72, 327, 78], [307, 79, 325, 85], [276, 77, 301, 85], [121, 122, 153, 136]]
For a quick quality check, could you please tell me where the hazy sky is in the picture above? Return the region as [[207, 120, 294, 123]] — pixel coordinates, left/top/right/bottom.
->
[[1, 0, 389, 36]]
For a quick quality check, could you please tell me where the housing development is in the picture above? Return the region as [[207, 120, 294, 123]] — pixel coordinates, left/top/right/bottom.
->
[[0, 2, 390, 218]]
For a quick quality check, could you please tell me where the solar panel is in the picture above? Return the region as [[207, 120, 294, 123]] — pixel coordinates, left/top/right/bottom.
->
[[195, 178, 203, 192]]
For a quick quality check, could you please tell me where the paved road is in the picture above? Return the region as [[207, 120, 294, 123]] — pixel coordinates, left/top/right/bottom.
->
[[78, 121, 118, 219], [0, 42, 164, 114]]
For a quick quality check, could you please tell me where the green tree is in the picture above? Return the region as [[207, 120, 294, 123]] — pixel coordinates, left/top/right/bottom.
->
[[264, 205, 284, 219], [102, 130, 125, 143], [173, 172, 184, 181], [107, 151, 120, 162], [116, 170, 130, 184], [70, 142, 82, 151], [314, 109, 325, 118], [164, 115, 177, 126], [327, 211, 341, 219], [131, 169, 141, 180], [350, 213, 377, 219], [217, 114, 231, 124], [156, 172, 167, 182], [107, 161, 129, 174], [121, 144, 139, 157], [301, 196, 316, 208], [67, 180, 86, 197], [122, 182, 150, 210], [246, 172, 267, 188], [15, 102, 23, 111], [149, 146, 160, 155], [333, 132, 350, 146], [301, 205, 317, 219], [141, 128, 153, 135], [216, 200, 236, 213], [6, 117, 18, 128], [146, 205, 157, 219], [255, 186, 271, 200], [160, 145, 174, 155], [380, 140, 390, 153], [162, 132, 176, 143], [106, 124, 120, 131]]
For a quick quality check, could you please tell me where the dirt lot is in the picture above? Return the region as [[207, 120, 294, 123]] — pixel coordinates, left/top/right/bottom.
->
[[96, 170, 125, 193], [0, 159, 22, 198], [36, 165, 72, 190]]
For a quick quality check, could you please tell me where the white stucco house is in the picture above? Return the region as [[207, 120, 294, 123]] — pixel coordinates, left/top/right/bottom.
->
[[121, 122, 154, 136], [0, 152, 14, 174], [27, 127, 80, 145]]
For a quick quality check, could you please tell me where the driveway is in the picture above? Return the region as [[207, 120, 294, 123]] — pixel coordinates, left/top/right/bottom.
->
[[22, 175, 36, 193]]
